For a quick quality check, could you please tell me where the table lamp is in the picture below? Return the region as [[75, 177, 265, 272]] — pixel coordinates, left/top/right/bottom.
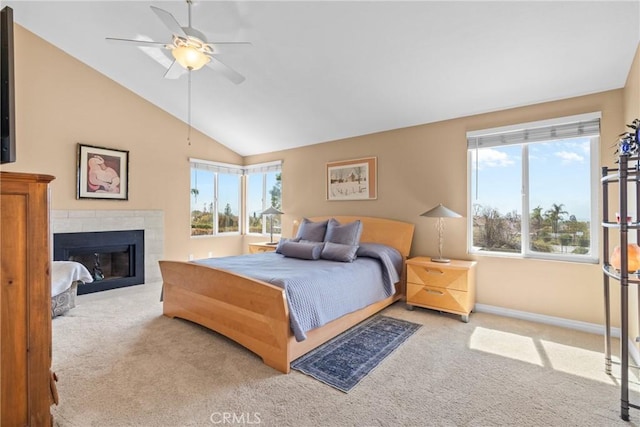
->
[[420, 203, 462, 263], [261, 206, 284, 245]]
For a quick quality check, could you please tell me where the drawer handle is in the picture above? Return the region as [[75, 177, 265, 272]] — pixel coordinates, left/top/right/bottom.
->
[[425, 268, 444, 275], [423, 288, 444, 295]]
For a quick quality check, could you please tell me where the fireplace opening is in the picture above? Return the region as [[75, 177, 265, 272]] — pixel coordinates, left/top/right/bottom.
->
[[54, 230, 145, 295]]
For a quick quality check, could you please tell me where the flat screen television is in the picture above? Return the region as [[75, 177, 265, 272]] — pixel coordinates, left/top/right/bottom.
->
[[1, 6, 16, 164]]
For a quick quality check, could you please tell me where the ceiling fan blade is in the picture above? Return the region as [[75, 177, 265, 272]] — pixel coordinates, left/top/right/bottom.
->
[[207, 42, 252, 55], [206, 56, 245, 84], [106, 37, 168, 48], [163, 60, 186, 80], [150, 6, 186, 37]]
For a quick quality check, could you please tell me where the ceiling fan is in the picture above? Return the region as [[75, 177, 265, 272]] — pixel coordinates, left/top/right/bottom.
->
[[106, 0, 249, 84]]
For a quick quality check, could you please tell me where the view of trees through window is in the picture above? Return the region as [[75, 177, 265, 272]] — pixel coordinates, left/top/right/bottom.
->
[[190, 163, 282, 237], [469, 133, 597, 260], [472, 202, 591, 255], [247, 172, 282, 234], [190, 167, 241, 236]]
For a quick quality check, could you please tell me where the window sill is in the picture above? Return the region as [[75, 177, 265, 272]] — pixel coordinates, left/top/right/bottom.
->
[[469, 250, 599, 265]]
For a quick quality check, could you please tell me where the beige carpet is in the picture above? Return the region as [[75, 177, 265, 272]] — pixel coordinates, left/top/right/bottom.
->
[[52, 282, 640, 426]]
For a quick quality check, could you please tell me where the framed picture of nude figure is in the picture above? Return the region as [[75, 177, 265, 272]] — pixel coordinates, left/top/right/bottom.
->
[[77, 143, 129, 200]]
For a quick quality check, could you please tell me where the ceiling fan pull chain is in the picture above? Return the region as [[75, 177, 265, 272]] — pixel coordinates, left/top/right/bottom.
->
[[187, 0, 192, 28], [187, 69, 192, 146]]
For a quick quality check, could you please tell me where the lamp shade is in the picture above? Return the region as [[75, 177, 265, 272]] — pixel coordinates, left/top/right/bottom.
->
[[420, 204, 462, 218], [171, 46, 210, 70], [260, 206, 284, 216]]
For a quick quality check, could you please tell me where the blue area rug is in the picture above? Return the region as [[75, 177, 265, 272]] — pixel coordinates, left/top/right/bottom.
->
[[291, 315, 421, 392]]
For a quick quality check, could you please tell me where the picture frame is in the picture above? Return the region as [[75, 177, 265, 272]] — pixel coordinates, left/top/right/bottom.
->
[[326, 157, 377, 201], [77, 143, 129, 200]]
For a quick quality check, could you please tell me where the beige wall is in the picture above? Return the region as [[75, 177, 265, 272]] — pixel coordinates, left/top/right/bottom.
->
[[1, 25, 244, 260], [246, 87, 627, 327], [5, 26, 640, 327]]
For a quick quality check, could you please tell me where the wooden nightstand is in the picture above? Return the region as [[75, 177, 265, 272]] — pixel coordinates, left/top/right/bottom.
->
[[248, 242, 278, 254], [405, 257, 477, 322]]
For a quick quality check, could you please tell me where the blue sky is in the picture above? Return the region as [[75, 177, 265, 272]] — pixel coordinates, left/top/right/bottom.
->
[[191, 171, 278, 218], [470, 137, 593, 222], [191, 170, 240, 215]]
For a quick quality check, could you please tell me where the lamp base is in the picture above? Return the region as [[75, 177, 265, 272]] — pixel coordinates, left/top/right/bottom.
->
[[430, 257, 450, 263], [265, 242, 278, 246]]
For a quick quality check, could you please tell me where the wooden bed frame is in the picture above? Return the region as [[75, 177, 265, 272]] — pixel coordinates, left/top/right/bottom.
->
[[159, 216, 414, 373]]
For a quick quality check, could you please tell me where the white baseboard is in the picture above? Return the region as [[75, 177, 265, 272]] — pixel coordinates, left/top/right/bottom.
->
[[475, 303, 640, 367]]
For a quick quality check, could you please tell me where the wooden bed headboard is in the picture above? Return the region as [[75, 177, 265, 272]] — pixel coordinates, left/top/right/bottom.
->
[[291, 216, 415, 258]]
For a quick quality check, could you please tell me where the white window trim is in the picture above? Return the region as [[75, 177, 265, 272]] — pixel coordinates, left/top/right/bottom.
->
[[244, 161, 283, 236], [466, 113, 600, 263], [190, 159, 283, 238], [190, 159, 243, 237]]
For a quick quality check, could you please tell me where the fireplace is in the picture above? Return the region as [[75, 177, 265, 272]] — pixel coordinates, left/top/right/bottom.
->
[[53, 230, 145, 295]]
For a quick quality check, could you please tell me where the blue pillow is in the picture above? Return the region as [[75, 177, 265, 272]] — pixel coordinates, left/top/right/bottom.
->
[[278, 240, 324, 260], [295, 218, 329, 242], [320, 242, 359, 263], [324, 218, 363, 246], [275, 237, 300, 254]]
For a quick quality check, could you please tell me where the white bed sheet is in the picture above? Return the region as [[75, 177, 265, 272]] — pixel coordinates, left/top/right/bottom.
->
[[52, 261, 93, 296]]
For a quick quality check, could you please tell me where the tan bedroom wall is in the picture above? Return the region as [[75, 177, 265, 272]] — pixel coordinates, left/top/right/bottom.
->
[[245, 89, 625, 327], [3, 25, 637, 328], [0, 25, 244, 260]]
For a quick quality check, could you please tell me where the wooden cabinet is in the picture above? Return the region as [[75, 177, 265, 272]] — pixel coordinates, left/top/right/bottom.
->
[[1, 171, 57, 426], [405, 257, 477, 322], [248, 242, 278, 254]]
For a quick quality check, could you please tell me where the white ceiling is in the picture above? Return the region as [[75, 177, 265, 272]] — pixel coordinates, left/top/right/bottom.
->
[[6, 1, 640, 156]]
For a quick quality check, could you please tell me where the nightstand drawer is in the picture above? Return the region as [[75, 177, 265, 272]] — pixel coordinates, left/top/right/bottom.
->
[[406, 283, 469, 314], [248, 242, 278, 254], [407, 263, 469, 292], [250, 246, 272, 253]]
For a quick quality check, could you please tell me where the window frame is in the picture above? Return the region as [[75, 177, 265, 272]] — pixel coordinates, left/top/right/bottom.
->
[[466, 113, 600, 264], [244, 161, 282, 237], [190, 159, 283, 239], [190, 159, 243, 238]]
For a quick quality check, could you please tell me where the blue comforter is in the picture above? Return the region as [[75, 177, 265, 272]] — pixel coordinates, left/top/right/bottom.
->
[[194, 243, 402, 341]]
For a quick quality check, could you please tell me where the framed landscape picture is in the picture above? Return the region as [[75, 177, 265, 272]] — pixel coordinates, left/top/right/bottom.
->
[[326, 157, 377, 201], [77, 143, 129, 200]]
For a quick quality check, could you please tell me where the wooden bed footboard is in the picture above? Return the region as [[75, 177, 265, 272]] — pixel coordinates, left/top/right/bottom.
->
[[161, 261, 404, 374], [160, 216, 415, 373], [160, 260, 292, 372]]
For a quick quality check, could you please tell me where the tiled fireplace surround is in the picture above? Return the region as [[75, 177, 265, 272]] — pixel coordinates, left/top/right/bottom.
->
[[51, 210, 163, 284]]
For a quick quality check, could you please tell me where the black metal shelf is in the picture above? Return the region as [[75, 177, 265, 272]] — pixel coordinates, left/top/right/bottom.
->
[[602, 264, 640, 284], [602, 154, 640, 421], [602, 222, 640, 229]]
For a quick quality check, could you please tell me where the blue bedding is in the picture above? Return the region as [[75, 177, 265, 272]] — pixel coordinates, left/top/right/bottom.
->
[[194, 243, 402, 341]]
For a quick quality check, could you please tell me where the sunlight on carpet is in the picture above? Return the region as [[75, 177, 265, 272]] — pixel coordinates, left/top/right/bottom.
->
[[469, 327, 543, 366], [469, 326, 630, 386]]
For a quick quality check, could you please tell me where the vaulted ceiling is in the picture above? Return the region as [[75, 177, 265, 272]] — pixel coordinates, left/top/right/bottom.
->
[[7, 1, 640, 156]]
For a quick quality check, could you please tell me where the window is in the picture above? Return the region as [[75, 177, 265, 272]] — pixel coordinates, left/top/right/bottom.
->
[[190, 160, 242, 236], [467, 113, 600, 262], [246, 161, 282, 235]]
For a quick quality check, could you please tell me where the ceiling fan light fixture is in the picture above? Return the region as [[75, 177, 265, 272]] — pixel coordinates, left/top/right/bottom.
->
[[106, 1, 246, 83], [172, 45, 210, 70]]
